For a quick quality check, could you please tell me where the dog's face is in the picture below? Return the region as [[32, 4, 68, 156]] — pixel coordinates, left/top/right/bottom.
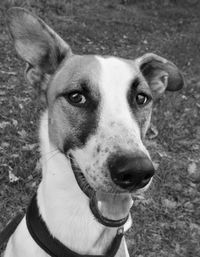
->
[[7, 8, 183, 226], [48, 55, 151, 188]]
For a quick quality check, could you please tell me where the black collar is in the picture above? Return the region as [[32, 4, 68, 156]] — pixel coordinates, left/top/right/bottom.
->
[[26, 194, 124, 257]]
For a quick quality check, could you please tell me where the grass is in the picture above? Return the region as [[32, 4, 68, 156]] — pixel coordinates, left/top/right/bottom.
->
[[0, 0, 200, 256]]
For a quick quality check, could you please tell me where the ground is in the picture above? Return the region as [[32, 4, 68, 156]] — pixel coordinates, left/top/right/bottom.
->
[[0, 0, 200, 256]]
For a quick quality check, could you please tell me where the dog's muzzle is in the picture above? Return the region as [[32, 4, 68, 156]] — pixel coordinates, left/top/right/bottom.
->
[[69, 154, 130, 227], [68, 152, 154, 228]]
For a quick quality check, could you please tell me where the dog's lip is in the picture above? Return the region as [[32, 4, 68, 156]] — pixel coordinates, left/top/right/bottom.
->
[[69, 154, 95, 198], [69, 154, 130, 227], [90, 195, 130, 227]]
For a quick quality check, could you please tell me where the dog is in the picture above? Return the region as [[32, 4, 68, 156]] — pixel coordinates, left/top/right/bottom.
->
[[4, 7, 183, 257]]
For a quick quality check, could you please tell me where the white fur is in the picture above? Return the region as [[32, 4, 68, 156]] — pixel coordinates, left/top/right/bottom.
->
[[95, 56, 140, 133], [71, 57, 150, 193], [4, 111, 131, 257]]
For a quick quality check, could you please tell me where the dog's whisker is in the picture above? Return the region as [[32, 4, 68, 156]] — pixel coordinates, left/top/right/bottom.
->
[[46, 151, 60, 162], [153, 173, 162, 182], [42, 148, 60, 158]]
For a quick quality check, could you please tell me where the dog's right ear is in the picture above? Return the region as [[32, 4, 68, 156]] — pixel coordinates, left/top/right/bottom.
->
[[6, 7, 72, 90], [137, 53, 184, 98]]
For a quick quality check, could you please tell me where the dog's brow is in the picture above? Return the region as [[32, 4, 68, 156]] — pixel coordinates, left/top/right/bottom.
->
[[79, 79, 91, 92], [60, 77, 92, 94], [72, 78, 90, 90], [130, 77, 140, 89]]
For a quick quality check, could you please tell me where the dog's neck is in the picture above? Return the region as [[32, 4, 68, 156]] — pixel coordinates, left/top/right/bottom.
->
[[36, 111, 130, 255]]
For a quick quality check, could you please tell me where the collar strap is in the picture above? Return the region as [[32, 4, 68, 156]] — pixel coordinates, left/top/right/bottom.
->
[[26, 194, 124, 257]]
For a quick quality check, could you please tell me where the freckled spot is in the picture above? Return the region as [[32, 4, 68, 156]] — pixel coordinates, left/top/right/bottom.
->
[[95, 159, 99, 165], [128, 139, 134, 144], [85, 167, 90, 173], [110, 121, 116, 127], [113, 145, 119, 151], [104, 147, 110, 153], [100, 133, 105, 139], [96, 145, 101, 153], [104, 172, 109, 178], [101, 169, 106, 175]]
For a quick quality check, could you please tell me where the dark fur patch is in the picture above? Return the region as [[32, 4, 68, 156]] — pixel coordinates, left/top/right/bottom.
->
[[127, 76, 152, 138], [47, 55, 102, 152], [62, 98, 100, 152], [127, 77, 140, 109]]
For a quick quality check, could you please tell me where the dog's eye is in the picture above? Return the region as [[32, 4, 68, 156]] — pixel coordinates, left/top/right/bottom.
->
[[136, 93, 150, 106], [67, 92, 86, 106]]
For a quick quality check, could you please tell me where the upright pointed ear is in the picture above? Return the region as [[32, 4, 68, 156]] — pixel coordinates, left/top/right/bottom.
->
[[6, 7, 72, 90], [137, 53, 184, 97]]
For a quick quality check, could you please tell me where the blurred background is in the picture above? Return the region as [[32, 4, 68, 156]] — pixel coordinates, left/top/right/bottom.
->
[[0, 0, 200, 256]]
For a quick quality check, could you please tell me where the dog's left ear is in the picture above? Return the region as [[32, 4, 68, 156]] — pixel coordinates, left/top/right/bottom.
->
[[6, 7, 72, 91], [137, 53, 184, 97]]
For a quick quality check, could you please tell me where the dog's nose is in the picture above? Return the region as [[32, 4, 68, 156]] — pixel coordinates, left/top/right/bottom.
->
[[108, 154, 155, 191]]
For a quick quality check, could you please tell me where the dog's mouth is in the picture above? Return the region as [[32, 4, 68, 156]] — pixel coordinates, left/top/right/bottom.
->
[[69, 154, 132, 227]]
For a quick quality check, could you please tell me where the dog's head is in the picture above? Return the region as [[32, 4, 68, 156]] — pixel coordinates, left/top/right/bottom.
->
[[7, 8, 184, 227]]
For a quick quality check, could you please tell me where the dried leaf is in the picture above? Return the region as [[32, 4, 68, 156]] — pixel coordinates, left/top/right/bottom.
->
[[18, 129, 27, 139], [12, 119, 18, 126], [35, 159, 42, 172], [8, 169, 20, 183], [173, 183, 182, 191], [191, 144, 199, 150], [162, 198, 177, 209], [22, 143, 38, 151], [153, 162, 159, 170], [19, 103, 23, 109], [0, 70, 16, 75], [1, 142, 9, 148], [157, 150, 168, 158], [0, 121, 10, 129], [11, 154, 19, 158], [0, 90, 6, 96], [31, 182, 37, 188], [184, 202, 193, 210], [175, 243, 181, 254], [188, 162, 197, 175], [8, 84, 16, 90], [27, 175, 33, 181], [190, 223, 200, 234], [188, 162, 200, 183]]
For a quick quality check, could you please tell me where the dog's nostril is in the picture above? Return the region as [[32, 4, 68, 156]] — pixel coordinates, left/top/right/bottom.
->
[[115, 173, 133, 184], [122, 174, 132, 182], [108, 153, 155, 190]]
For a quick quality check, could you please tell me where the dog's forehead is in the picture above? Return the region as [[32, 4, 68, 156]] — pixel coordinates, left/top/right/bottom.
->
[[95, 56, 139, 99], [49, 55, 138, 99], [48, 55, 101, 97]]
